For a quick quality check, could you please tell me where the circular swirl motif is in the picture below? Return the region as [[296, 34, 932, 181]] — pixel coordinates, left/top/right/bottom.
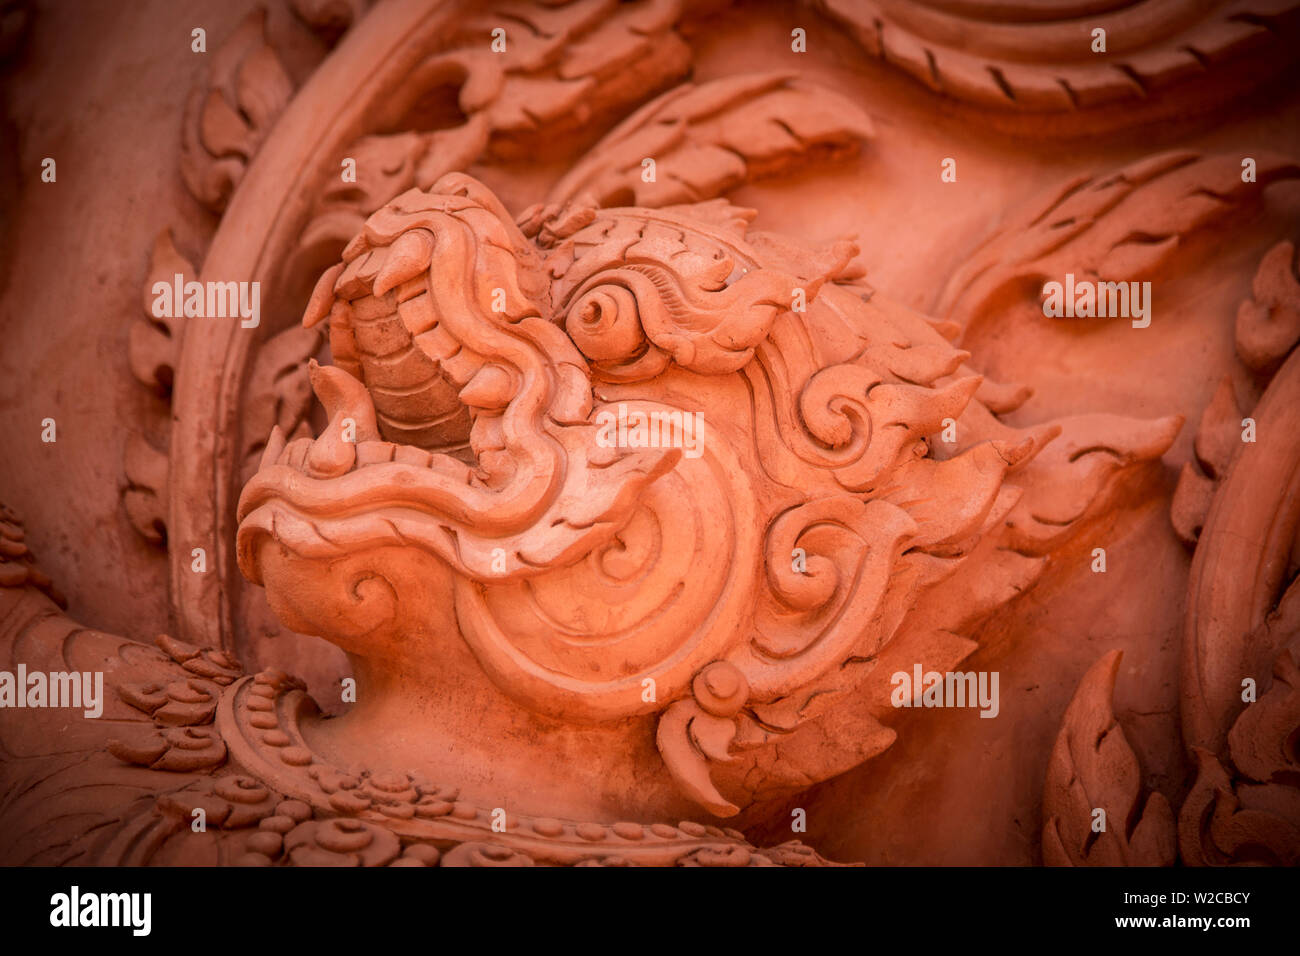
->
[[441, 842, 536, 867], [567, 285, 646, 362], [283, 818, 401, 866], [454, 402, 761, 722]]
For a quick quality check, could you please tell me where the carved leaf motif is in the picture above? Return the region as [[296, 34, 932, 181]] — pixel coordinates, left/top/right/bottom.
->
[[123, 230, 199, 547], [729, 703, 897, 803], [299, 0, 697, 254], [1194, 377, 1246, 481], [1228, 632, 1300, 785], [300, 122, 492, 254], [240, 323, 324, 484], [1042, 650, 1176, 866], [1169, 376, 1245, 547], [180, 9, 294, 212], [810, 0, 1300, 116], [1000, 412, 1182, 555], [1182, 344, 1300, 754], [314, 131, 427, 233], [1179, 634, 1300, 866], [1172, 239, 1300, 546], [547, 72, 874, 210], [128, 229, 196, 395], [938, 152, 1300, 339], [0, 504, 64, 605], [122, 436, 171, 548], [466, 0, 693, 150], [1236, 239, 1300, 371], [1170, 462, 1217, 548]]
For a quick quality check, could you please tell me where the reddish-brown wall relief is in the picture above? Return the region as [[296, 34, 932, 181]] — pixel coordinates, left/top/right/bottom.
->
[[1, 0, 1299, 881]]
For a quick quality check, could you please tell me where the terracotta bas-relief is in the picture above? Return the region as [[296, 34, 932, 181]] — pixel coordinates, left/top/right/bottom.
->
[[0, 0, 1298, 868]]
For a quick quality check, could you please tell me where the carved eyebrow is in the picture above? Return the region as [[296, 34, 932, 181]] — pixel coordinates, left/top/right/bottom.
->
[[595, 208, 760, 265]]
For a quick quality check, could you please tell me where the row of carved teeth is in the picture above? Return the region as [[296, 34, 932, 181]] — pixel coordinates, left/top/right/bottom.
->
[[268, 435, 469, 476]]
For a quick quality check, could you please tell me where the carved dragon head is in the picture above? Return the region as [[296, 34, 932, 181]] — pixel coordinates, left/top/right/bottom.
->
[[237, 172, 1177, 817]]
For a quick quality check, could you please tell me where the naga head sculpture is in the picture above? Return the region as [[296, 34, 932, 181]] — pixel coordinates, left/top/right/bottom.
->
[[237, 171, 1167, 820]]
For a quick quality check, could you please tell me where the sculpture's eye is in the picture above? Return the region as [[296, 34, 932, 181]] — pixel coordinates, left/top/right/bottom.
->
[[566, 284, 646, 364]]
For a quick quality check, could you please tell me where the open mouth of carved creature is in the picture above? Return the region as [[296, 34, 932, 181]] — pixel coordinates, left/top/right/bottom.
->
[[236, 179, 676, 586], [280, 235, 488, 473], [316, 224, 487, 459], [244, 216, 493, 501]]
